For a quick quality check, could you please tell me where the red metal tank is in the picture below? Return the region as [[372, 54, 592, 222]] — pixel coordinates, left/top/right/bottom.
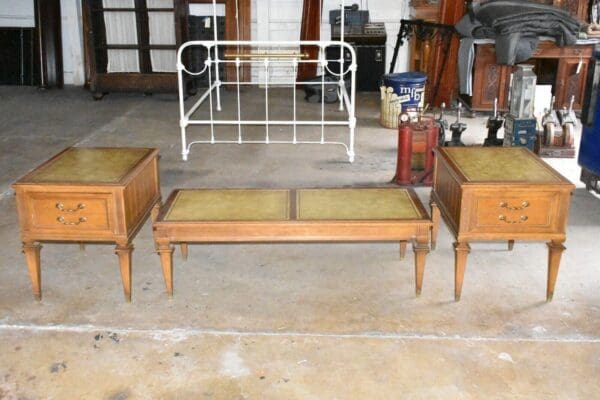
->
[[393, 115, 439, 186]]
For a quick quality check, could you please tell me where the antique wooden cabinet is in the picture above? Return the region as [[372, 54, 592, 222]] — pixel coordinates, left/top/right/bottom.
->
[[82, 0, 188, 98], [430, 147, 574, 301], [467, 42, 593, 112], [464, 0, 592, 112], [13, 147, 161, 301]]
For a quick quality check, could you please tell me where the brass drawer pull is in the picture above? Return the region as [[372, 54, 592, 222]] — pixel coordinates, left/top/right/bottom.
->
[[56, 202, 86, 213], [498, 215, 528, 224], [499, 201, 529, 211], [57, 216, 87, 225]]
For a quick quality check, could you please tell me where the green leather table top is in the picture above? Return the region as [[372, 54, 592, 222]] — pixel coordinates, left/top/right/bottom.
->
[[27, 148, 151, 184], [443, 147, 561, 183], [165, 190, 291, 221], [296, 188, 421, 220], [164, 188, 423, 222]]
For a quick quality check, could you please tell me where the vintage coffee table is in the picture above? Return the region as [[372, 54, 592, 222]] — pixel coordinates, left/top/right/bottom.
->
[[430, 147, 575, 301], [13, 147, 161, 301], [153, 188, 434, 297]]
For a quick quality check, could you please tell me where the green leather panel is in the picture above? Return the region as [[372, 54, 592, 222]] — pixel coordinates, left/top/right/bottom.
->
[[445, 148, 560, 182], [30, 148, 149, 183], [297, 188, 421, 220], [165, 189, 290, 221]]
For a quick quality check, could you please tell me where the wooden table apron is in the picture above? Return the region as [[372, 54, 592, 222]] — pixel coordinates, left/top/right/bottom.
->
[[430, 147, 574, 301], [12, 148, 162, 302], [153, 188, 434, 298]]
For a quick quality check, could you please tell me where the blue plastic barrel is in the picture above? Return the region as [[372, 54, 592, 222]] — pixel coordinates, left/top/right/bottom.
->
[[382, 72, 427, 111]]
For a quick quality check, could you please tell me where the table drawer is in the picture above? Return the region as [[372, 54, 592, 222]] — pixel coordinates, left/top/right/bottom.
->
[[29, 193, 112, 231], [469, 191, 559, 232]]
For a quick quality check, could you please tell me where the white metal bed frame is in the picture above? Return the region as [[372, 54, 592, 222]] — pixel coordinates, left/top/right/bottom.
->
[[176, 0, 357, 162]]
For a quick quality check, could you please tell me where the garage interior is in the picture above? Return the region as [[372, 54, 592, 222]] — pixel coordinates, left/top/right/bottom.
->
[[0, 0, 599, 398]]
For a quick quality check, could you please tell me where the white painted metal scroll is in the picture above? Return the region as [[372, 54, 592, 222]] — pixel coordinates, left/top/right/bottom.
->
[[176, 0, 357, 162]]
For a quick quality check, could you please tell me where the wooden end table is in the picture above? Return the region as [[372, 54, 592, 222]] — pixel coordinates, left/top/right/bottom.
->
[[13, 147, 161, 301], [153, 188, 435, 297], [430, 147, 574, 301]]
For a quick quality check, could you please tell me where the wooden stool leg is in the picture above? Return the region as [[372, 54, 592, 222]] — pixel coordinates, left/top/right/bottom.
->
[[180, 243, 188, 261], [546, 241, 566, 302], [508, 240, 514, 251], [454, 242, 470, 301], [430, 200, 441, 250], [23, 242, 42, 301], [399, 241, 407, 260], [413, 242, 430, 296], [79, 242, 86, 252], [115, 243, 133, 302], [158, 244, 174, 298]]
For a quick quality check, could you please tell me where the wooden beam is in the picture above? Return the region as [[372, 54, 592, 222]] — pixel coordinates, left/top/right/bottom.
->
[[429, 0, 465, 106], [297, 0, 322, 82], [35, 0, 63, 88]]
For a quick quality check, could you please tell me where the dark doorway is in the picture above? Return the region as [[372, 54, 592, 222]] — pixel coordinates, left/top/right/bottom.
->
[[0, 28, 38, 85]]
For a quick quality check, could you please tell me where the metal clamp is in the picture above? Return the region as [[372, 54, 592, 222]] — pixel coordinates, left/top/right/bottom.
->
[[56, 203, 86, 213], [498, 215, 528, 224], [57, 216, 87, 225], [499, 201, 529, 211]]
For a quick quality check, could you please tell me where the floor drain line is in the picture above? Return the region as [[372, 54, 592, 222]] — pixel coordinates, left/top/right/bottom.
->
[[0, 323, 598, 344]]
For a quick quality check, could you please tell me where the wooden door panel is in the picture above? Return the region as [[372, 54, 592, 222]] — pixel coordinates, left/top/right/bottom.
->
[[556, 58, 589, 110]]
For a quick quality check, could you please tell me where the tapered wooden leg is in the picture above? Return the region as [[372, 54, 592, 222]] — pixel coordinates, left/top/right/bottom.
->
[[115, 243, 133, 302], [508, 240, 514, 251], [22, 242, 42, 301], [546, 241, 566, 302], [158, 244, 174, 298], [430, 201, 441, 250], [180, 243, 188, 261], [399, 241, 407, 260], [454, 242, 471, 301], [79, 242, 86, 252], [413, 242, 430, 296]]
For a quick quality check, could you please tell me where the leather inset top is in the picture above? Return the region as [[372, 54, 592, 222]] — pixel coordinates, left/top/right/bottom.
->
[[165, 189, 290, 221], [296, 188, 421, 220], [444, 147, 561, 183], [28, 148, 150, 184], [164, 188, 424, 222]]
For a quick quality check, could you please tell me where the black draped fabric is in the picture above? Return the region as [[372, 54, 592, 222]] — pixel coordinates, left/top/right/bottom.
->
[[455, 0, 582, 65]]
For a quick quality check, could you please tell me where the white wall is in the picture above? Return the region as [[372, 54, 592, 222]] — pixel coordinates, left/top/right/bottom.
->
[[2, 0, 410, 86], [252, 0, 410, 83], [0, 0, 85, 85], [0, 0, 35, 27], [61, 0, 85, 85]]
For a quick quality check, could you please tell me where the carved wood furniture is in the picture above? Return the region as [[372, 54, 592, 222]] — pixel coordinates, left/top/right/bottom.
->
[[430, 147, 574, 301], [153, 188, 435, 297], [13, 147, 161, 302], [393, 19, 455, 106], [407, 0, 440, 84], [466, 42, 594, 112], [82, 0, 188, 98], [473, 0, 589, 21]]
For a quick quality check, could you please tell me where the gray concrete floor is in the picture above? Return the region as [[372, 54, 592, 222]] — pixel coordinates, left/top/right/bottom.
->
[[0, 86, 598, 399]]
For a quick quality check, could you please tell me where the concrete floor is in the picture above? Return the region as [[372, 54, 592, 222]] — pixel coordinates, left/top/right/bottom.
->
[[0, 86, 598, 399]]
